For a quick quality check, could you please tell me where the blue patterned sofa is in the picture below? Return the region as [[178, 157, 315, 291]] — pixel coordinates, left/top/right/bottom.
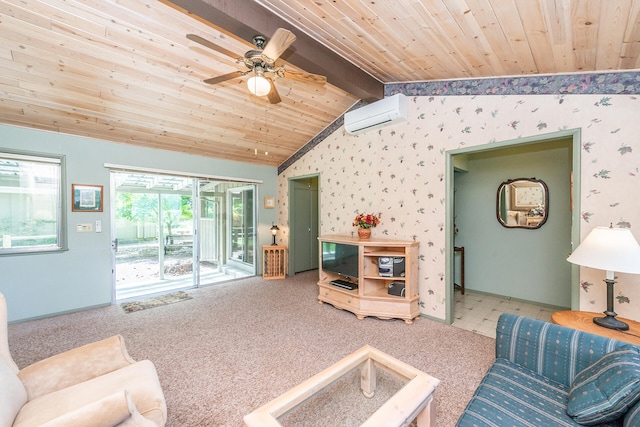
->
[[457, 313, 640, 427]]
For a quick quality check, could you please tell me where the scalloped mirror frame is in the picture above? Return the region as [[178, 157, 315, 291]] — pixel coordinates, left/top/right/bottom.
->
[[496, 177, 549, 229]]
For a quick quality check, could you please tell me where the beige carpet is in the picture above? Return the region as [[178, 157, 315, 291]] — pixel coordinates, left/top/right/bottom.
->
[[7, 270, 495, 427]]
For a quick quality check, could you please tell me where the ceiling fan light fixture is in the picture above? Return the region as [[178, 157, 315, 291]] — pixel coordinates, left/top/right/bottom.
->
[[247, 69, 271, 97], [190, 29, 324, 105]]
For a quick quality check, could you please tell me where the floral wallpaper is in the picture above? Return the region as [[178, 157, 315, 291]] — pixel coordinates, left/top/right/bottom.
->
[[278, 71, 640, 322]]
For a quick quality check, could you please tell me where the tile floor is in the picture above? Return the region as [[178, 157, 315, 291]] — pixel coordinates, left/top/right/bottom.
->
[[452, 290, 557, 339]]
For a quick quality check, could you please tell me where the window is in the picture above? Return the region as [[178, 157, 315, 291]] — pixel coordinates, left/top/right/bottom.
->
[[0, 151, 66, 255]]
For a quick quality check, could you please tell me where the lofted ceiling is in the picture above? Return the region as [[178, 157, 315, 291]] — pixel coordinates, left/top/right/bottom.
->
[[1, 1, 639, 167]]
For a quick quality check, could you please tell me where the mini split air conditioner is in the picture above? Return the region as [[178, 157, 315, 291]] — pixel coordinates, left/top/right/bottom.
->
[[344, 93, 408, 135]]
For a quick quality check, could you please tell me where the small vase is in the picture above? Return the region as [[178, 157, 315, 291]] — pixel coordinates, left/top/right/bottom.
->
[[357, 227, 371, 239]]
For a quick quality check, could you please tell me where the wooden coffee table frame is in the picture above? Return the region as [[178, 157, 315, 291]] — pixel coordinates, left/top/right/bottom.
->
[[244, 345, 440, 427]]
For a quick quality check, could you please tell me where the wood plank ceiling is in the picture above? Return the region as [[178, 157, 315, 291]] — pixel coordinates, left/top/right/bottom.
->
[[1, 0, 639, 167]]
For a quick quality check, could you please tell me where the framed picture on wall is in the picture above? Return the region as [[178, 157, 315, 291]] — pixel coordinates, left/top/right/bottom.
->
[[264, 196, 275, 209], [512, 182, 544, 209], [72, 184, 103, 212]]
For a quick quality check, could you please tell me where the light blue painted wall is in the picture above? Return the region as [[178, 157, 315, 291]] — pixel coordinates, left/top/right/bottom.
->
[[454, 139, 572, 307], [0, 124, 278, 322]]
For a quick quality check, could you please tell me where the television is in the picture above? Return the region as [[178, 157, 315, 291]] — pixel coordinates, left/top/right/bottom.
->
[[321, 242, 359, 280]]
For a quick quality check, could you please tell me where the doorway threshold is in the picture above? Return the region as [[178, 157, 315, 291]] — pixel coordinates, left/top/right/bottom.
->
[[116, 265, 252, 302]]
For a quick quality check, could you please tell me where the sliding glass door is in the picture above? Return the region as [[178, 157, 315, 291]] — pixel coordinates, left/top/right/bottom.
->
[[197, 181, 227, 283], [229, 186, 254, 267], [113, 174, 194, 300], [112, 172, 256, 300]]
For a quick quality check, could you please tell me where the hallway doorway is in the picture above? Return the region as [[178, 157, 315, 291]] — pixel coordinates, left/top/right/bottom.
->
[[446, 130, 582, 324], [288, 175, 319, 275]]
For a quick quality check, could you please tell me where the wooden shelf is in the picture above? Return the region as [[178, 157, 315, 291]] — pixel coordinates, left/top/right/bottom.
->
[[363, 275, 406, 280], [263, 245, 287, 280], [318, 235, 419, 324], [365, 287, 412, 299], [363, 250, 406, 257]]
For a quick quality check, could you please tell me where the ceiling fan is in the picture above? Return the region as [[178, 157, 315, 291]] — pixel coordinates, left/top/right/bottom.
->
[[187, 28, 327, 104]]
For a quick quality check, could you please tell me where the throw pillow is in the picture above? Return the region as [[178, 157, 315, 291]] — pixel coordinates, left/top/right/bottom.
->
[[37, 390, 155, 427], [0, 359, 27, 427], [567, 345, 640, 425]]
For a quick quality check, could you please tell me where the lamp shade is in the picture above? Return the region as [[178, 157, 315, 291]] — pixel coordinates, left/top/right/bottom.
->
[[567, 226, 640, 275], [247, 75, 271, 96]]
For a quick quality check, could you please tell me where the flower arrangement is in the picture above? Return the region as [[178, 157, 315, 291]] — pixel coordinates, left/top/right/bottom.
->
[[353, 213, 380, 229], [529, 205, 545, 217]]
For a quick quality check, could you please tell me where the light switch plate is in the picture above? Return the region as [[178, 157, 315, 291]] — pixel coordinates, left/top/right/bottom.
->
[[95, 220, 102, 233], [76, 224, 93, 232]]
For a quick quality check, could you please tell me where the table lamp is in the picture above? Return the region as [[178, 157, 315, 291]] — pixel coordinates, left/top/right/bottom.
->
[[270, 224, 279, 246], [567, 224, 640, 330]]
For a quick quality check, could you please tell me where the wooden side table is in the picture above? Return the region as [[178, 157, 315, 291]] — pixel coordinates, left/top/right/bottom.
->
[[263, 245, 287, 280], [551, 310, 640, 345]]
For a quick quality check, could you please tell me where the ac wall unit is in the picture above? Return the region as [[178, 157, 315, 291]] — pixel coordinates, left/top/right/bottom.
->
[[344, 93, 408, 135]]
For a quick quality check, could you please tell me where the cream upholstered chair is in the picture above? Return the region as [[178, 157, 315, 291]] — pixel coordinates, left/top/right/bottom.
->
[[0, 293, 167, 427]]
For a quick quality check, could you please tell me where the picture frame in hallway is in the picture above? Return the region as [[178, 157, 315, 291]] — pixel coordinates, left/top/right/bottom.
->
[[72, 184, 103, 212]]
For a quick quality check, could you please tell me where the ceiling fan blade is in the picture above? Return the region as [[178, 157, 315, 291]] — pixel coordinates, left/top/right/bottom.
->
[[203, 71, 246, 85], [262, 28, 297, 62], [186, 34, 240, 60], [282, 69, 327, 85], [266, 79, 281, 104]]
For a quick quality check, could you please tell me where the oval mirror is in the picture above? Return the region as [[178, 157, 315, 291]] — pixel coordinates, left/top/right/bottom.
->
[[497, 178, 548, 229]]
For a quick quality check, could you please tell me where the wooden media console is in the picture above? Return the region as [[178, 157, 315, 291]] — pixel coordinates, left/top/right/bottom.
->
[[318, 235, 419, 324]]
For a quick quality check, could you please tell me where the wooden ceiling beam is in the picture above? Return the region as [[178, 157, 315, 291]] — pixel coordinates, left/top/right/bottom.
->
[[160, 0, 383, 102]]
